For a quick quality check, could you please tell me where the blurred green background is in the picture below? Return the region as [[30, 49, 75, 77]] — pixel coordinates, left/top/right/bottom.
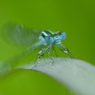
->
[[0, 0, 95, 95]]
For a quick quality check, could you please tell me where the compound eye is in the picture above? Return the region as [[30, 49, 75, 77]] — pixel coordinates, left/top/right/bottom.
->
[[45, 36, 53, 44], [60, 32, 66, 40]]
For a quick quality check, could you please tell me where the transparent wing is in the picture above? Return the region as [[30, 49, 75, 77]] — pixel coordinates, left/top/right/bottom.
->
[[2, 23, 41, 46]]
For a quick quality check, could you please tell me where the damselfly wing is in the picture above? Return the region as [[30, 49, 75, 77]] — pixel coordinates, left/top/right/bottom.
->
[[2, 23, 41, 46]]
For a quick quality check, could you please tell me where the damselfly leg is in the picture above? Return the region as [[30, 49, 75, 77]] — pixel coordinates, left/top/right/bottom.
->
[[58, 44, 76, 58], [47, 45, 54, 64], [33, 44, 53, 67]]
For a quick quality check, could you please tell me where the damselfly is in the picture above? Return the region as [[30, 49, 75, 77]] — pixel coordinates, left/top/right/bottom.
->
[[2, 23, 76, 66]]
